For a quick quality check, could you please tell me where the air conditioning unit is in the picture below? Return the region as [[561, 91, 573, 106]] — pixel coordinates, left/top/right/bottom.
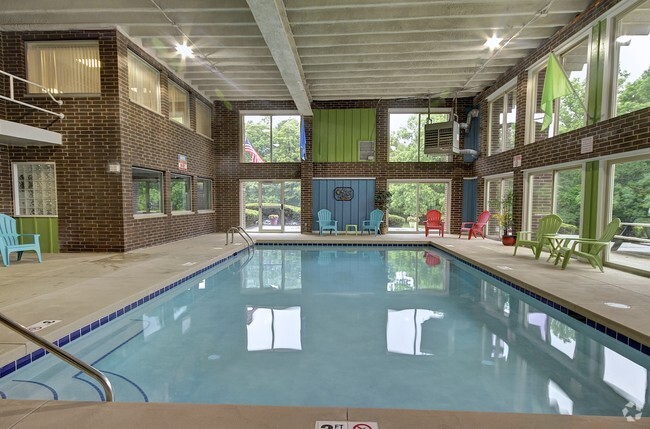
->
[[424, 121, 459, 154], [358, 140, 375, 161]]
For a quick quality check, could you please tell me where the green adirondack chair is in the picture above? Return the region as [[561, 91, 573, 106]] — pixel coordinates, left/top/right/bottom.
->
[[513, 214, 563, 259], [362, 209, 384, 235], [0, 213, 43, 266], [317, 209, 338, 235], [553, 218, 621, 272]]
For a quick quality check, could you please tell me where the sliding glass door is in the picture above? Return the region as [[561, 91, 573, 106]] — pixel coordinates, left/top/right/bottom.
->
[[387, 181, 450, 233], [242, 181, 301, 232]]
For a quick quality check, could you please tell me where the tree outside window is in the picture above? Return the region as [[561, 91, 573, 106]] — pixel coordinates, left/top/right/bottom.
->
[[171, 174, 192, 212], [389, 111, 451, 162], [132, 167, 163, 214], [242, 114, 301, 163]]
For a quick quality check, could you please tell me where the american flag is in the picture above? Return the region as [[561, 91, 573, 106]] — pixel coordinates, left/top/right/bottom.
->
[[244, 137, 264, 163]]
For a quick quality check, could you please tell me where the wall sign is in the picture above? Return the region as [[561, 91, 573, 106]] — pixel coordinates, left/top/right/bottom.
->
[[334, 187, 354, 201], [178, 154, 188, 171]]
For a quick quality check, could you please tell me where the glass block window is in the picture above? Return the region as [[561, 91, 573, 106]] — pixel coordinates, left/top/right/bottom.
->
[[12, 163, 58, 216], [196, 99, 212, 138], [26, 41, 101, 94], [168, 81, 189, 126], [128, 50, 160, 113], [132, 167, 163, 214], [171, 173, 192, 212], [196, 178, 213, 211]]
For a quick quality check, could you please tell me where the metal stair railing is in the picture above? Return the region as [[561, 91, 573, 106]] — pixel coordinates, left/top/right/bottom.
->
[[226, 226, 254, 247], [0, 70, 65, 120], [0, 312, 114, 401]]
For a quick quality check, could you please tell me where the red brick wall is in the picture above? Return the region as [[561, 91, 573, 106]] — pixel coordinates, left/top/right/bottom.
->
[[0, 31, 10, 214]]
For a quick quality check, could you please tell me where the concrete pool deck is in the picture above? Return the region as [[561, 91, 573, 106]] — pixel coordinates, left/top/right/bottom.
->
[[0, 232, 649, 428]]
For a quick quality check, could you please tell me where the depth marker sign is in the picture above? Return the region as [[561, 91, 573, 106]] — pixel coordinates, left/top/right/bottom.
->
[[315, 422, 379, 429]]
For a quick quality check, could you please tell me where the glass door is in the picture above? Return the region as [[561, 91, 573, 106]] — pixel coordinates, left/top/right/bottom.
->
[[242, 181, 301, 233]]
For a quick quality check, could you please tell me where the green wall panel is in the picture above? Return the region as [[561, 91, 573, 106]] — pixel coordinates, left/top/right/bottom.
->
[[587, 21, 606, 125], [582, 160, 599, 239], [313, 108, 376, 162], [16, 217, 60, 253]]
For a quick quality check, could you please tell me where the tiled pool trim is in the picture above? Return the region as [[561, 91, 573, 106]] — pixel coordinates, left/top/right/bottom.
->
[[0, 247, 252, 379], [1, 242, 647, 380]]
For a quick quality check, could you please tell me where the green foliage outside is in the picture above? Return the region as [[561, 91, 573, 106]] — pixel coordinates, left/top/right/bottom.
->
[[388, 182, 447, 228], [245, 203, 301, 224], [387, 250, 445, 291], [244, 115, 301, 163], [135, 182, 161, 213], [389, 113, 449, 162]]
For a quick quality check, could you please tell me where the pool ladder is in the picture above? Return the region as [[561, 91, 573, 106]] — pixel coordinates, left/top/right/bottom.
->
[[226, 226, 254, 247], [0, 312, 114, 401]]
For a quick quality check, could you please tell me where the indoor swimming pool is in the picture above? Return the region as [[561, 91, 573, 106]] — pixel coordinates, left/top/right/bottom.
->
[[0, 245, 647, 416]]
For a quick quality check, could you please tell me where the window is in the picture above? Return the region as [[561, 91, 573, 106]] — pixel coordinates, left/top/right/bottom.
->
[[12, 163, 58, 216], [611, 0, 650, 117], [389, 110, 451, 162], [128, 51, 160, 113], [528, 37, 589, 142], [488, 85, 516, 155], [26, 41, 100, 94], [168, 81, 189, 126], [132, 167, 163, 215], [196, 99, 212, 138], [171, 174, 192, 213], [485, 176, 513, 237], [387, 181, 450, 232], [196, 178, 213, 211], [526, 167, 582, 234], [242, 114, 301, 163]]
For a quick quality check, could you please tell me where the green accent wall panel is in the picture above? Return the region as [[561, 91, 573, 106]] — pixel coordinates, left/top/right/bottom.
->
[[16, 217, 60, 253], [582, 160, 599, 239], [313, 108, 376, 162], [587, 21, 606, 125]]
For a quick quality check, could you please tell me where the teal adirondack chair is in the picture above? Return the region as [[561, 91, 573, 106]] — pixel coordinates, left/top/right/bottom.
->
[[362, 209, 384, 235], [0, 214, 42, 267], [554, 218, 621, 272], [513, 214, 563, 259], [317, 209, 338, 235]]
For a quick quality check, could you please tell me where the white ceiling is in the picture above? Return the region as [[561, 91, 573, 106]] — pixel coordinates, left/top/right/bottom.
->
[[1, 0, 594, 115]]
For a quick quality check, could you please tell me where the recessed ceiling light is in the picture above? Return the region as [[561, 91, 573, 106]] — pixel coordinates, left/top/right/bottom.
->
[[484, 36, 503, 50], [175, 43, 194, 58]]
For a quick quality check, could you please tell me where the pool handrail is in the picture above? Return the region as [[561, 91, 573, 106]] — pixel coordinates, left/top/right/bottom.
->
[[0, 312, 114, 401], [226, 226, 254, 247]]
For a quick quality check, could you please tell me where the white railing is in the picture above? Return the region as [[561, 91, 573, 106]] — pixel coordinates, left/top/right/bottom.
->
[[0, 69, 64, 119]]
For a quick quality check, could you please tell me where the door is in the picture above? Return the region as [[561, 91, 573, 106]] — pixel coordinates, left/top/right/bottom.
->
[[242, 181, 301, 232]]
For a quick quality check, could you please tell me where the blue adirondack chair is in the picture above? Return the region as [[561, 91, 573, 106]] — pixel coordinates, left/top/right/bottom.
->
[[362, 209, 384, 235], [0, 214, 43, 266], [317, 209, 338, 235]]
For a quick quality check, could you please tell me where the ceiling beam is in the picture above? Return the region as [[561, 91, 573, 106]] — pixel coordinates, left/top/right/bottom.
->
[[246, 0, 312, 116]]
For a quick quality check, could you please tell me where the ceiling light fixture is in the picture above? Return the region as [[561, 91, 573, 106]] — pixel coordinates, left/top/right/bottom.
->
[[484, 36, 503, 50], [175, 43, 194, 59]]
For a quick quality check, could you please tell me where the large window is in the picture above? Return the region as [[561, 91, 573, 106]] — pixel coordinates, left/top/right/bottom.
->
[[611, 0, 650, 117], [196, 178, 213, 211], [528, 37, 589, 142], [196, 99, 212, 138], [526, 167, 582, 234], [242, 114, 301, 163], [128, 51, 160, 113], [387, 181, 450, 232], [168, 81, 189, 126], [485, 176, 513, 237], [171, 174, 192, 213], [132, 167, 163, 215], [12, 163, 58, 216], [488, 85, 516, 155], [26, 41, 100, 95], [389, 110, 451, 162]]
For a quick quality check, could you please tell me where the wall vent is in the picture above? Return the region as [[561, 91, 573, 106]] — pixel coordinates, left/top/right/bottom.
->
[[424, 121, 459, 154], [358, 140, 375, 161]]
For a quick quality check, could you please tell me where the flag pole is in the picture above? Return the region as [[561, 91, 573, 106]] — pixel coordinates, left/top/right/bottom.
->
[[551, 51, 591, 122]]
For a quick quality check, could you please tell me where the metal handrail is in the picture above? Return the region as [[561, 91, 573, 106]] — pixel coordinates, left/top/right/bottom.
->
[[0, 69, 65, 119], [226, 226, 254, 247], [0, 312, 114, 401]]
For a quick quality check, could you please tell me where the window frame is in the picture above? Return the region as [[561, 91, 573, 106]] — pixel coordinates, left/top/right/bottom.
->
[[388, 108, 453, 162], [486, 79, 517, 156], [127, 50, 161, 114], [132, 167, 164, 217], [171, 173, 193, 215], [240, 111, 301, 163], [168, 80, 190, 127], [11, 162, 58, 217], [195, 99, 212, 138], [25, 40, 101, 96], [196, 178, 214, 212], [484, 173, 514, 237]]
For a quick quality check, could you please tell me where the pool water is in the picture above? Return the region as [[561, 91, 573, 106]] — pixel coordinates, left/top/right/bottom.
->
[[0, 246, 647, 416]]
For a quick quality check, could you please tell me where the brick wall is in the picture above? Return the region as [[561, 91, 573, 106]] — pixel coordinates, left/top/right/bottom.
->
[[0, 31, 10, 214]]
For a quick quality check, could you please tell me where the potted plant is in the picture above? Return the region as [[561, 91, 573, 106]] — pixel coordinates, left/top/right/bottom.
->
[[491, 190, 516, 246], [374, 190, 392, 234], [407, 215, 417, 229], [269, 214, 279, 225]]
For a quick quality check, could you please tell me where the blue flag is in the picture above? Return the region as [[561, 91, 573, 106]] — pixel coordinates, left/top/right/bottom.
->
[[300, 118, 306, 161]]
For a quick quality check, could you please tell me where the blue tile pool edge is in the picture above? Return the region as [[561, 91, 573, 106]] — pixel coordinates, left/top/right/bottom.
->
[[1, 242, 648, 379], [0, 246, 252, 379]]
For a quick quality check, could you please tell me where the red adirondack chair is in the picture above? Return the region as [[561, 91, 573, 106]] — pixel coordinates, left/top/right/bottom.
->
[[424, 209, 444, 237], [458, 210, 491, 240]]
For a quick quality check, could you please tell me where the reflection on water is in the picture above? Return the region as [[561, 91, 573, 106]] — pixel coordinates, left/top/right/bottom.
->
[[0, 247, 648, 416]]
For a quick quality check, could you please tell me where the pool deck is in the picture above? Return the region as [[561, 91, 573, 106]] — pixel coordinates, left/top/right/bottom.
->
[[0, 232, 649, 428]]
